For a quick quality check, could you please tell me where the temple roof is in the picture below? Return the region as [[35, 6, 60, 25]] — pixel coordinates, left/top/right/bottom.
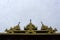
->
[[5, 20, 57, 34]]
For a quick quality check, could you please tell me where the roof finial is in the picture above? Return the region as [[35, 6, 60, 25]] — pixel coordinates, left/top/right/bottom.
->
[[30, 19, 32, 23], [41, 21, 44, 25], [18, 22, 20, 25], [41, 21, 43, 24]]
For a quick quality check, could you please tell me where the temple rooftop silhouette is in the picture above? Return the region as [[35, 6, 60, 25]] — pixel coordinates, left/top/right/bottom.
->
[[4, 19, 58, 35], [0, 19, 60, 40]]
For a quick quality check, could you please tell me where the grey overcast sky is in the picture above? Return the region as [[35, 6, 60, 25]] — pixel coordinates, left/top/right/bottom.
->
[[0, 0, 60, 32]]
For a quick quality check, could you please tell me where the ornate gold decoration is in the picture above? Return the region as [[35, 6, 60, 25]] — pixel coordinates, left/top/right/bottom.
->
[[5, 20, 57, 34]]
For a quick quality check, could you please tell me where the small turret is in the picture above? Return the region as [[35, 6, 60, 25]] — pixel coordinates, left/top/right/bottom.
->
[[49, 26, 53, 30], [53, 28, 57, 33], [24, 19, 37, 30], [5, 22, 21, 33], [5, 28, 8, 32], [13, 22, 20, 30], [41, 22, 48, 30]]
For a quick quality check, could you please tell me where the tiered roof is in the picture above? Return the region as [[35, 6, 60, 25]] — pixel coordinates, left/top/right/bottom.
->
[[5, 20, 57, 34]]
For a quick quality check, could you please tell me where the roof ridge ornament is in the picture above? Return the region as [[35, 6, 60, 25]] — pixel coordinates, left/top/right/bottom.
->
[[30, 19, 32, 23], [41, 21, 44, 25], [18, 22, 20, 26], [5, 20, 57, 34]]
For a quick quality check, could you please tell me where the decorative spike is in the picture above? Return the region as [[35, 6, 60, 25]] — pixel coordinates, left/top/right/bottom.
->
[[30, 19, 31, 23], [19, 22, 20, 24], [18, 22, 20, 26], [54, 28, 57, 31], [41, 21, 43, 25], [5, 28, 8, 32]]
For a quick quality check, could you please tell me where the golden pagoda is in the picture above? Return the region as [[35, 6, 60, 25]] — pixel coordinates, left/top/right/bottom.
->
[[5, 19, 57, 34]]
